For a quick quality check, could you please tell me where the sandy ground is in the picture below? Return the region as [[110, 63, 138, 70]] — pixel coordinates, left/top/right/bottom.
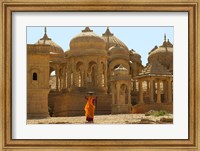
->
[[27, 114, 173, 124]]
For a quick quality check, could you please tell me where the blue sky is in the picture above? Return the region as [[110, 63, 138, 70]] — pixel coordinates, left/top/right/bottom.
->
[[27, 26, 173, 65]]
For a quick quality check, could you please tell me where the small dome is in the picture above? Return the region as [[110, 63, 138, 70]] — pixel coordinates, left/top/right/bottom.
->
[[114, 64, 128, 71], [102, 27, 129, 50], [130, 49, 140, 56], [35, 27, 64, 54], [129, 49, 141, 63], [149, 46, 173, 56], [114, 65, 129, 76], [108, 44, 129, 61], [148, 34, 173, 72], [70, 27, 106, 50], [114, 64, 128, 73]]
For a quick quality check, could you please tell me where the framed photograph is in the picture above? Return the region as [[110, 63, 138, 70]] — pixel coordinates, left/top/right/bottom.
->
[[0, 0, 199, 150]]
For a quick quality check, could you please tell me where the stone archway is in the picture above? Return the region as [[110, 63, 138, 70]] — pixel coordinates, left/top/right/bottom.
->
[[109, 59, 130, 75], [49, 67, 56, 90]]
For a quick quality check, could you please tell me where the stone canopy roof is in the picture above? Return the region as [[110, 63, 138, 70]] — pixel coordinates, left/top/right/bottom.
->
[[34, 27, 64, 54], [129, 49, 141, 63], [139, 59, 171, 75], [149, 34, 173, 55], [147, 34, 173, 73], [102, 27, 129, 50]]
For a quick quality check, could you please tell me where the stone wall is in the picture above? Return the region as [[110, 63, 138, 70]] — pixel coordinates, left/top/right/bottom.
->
[[131, 103, 173, 114], [49, 92, 112, 117], [27, 89, 49, 119]]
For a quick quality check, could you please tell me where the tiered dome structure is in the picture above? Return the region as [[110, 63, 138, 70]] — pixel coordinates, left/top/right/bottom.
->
[[148, 34, 173, 73]]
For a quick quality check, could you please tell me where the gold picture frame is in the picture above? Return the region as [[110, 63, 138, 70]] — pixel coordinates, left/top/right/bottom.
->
[[0, 0, 199, 150]]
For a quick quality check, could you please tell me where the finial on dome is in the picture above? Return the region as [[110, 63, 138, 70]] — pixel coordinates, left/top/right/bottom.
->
[[82, 27, 93, 32], [164, 33, 166, 42], [102, 26, 113, 36], [44, 27, 47, 34], [40, 26, 51, 40]]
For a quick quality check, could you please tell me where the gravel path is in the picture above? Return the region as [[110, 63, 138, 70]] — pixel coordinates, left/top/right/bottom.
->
[[27, 114, 173, 124]]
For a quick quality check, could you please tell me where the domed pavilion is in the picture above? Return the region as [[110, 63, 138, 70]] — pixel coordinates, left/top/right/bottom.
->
[[132, 34, 173, 113], [67, 27, 108, 93], [27, 27, 173, 118]]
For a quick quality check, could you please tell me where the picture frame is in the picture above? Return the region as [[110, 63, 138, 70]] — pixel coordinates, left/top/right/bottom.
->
[[0, 0, 199, 150]]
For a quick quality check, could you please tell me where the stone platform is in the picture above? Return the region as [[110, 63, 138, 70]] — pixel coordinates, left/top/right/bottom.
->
[[27, 113, 173, 124]]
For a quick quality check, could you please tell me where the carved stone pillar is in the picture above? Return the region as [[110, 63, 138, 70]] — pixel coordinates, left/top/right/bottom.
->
[[128, 87, 131, 105], [62, 66, 66, 89], [59, 69, 62, 90], [116, 83, 120, 104], [139, 80, 144, 104], [149, 79, 154, 102], [133, 80, 137, 92], [74, 71, 79, 87], [104, 60, 108, 89], [84, 62, 88, 86], [167, 79, 172, 103], [163, 80, 167, 103], [111, 83, 115, 104], [147, 80, 149, 95], [55, 66, 59, 91], [81, 70, 84, 86], [72, 59, 76, 86], [67, 67, 71, 88], [156, 80, 161, 103], [97, 58, 101, 87]]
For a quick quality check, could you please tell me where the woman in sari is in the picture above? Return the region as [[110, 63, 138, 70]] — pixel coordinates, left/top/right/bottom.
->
[[84, 92, 97, 123]]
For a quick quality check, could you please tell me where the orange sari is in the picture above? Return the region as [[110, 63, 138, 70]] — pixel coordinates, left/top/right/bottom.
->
[[84, 96, 95, 121]]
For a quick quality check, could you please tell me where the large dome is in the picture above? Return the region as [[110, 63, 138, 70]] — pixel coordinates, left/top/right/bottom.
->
[[70, 27, 106, 50], [35, 27, 64, 54], [148, 34, 173, 72], [102, 27, 129, 50]]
